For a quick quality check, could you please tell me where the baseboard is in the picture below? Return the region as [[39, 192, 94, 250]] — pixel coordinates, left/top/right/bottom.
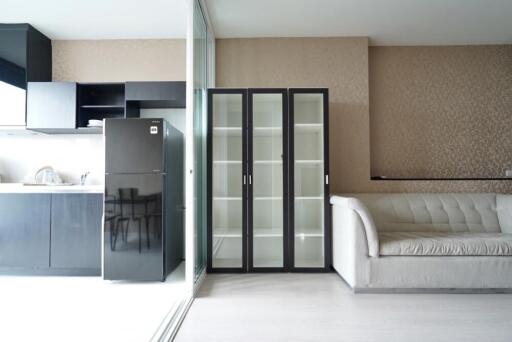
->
[[0, 267, 101, 276], [353, 287, 512, 294]]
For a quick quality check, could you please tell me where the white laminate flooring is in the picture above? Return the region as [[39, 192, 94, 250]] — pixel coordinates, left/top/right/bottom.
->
[[175, 273, 512, 342], [0, 262, 186, 342]]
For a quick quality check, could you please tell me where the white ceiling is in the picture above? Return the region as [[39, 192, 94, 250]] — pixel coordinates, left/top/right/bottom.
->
[[205, 0, 512, 45], [2, 0, 512, 45], [0, 0, 187, 39]]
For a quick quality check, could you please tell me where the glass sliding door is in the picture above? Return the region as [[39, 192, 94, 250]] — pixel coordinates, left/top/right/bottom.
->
[[249, 89, 287, 270], [208, 90, 247, 271], [193, 0, 208, 281], [290, 89, 329, 270]]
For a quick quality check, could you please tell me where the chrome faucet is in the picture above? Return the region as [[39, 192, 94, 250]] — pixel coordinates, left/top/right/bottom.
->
[[80, 172, 90, 186]]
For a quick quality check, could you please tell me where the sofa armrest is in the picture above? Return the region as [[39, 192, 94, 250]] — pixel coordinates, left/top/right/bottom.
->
[[330, 195, 379, 257]]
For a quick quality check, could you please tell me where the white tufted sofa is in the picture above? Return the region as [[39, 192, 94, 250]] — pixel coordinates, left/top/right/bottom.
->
[[330, 193, 512, 292]]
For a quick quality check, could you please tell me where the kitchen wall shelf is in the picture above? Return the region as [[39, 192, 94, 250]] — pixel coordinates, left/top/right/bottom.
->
[[77, 83, 125, 129]]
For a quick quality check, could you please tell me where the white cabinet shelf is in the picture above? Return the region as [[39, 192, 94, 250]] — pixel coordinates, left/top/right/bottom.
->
[[213, 160, 242, 164], [213, 197, 242, 201], [213, 127, 242, 136], [295, 160, 323, 164], [254, 160, 282, 165], [213, 228, 242, 238], [253, 228, 284, 237]]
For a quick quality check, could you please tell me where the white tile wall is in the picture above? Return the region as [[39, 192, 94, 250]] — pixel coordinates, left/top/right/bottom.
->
[[0, 133, 104, 185]]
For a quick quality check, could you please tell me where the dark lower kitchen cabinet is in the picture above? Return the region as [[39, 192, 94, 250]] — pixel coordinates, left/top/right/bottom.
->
[[0, 192, 102, 275], [0, 194, 51, 268], [50, 194, 102, 270]]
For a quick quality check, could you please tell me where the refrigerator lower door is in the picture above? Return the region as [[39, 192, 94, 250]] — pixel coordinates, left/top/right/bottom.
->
[[104, 174, 164, 281]]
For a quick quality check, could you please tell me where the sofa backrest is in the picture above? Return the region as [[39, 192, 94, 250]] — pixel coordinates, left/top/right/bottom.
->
[[346, 193, 509, 233], [497, 194, 512, 233]]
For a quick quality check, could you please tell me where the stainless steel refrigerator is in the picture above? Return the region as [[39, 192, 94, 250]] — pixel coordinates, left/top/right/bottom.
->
[[103, 118, 183, 281]]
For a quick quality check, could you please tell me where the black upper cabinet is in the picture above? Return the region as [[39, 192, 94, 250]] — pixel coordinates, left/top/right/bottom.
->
[[0, 24, 51, 126], [25, 81, 185, 133]]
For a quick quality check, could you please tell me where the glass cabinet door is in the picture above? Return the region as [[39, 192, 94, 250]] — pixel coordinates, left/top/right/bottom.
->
[[249, 90, 287, 270], [208, 90, 247, 270], [291, 89, 329, 269]]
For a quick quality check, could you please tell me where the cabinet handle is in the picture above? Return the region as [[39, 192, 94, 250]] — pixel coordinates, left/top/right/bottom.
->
[[249, 175, 252, 185], [325, 175, 329, 185], [243, 175, 246, 185]]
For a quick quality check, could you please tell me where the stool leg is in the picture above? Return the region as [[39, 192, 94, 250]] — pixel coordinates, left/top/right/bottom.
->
[[146, 217, 150, 249], [138, 220, 142, 254]]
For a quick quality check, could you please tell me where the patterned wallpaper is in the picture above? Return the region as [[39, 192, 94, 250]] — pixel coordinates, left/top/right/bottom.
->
[[52, 39, 186, 82], [216, 38, 512, 194], [370, 45, 512, 180]]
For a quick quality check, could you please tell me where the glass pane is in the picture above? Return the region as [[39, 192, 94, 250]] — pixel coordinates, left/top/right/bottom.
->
[[252, 93, 283, 268], [193, 0, 208, 280], [212, 94, 244, 268], [294, 93, 324, 268]]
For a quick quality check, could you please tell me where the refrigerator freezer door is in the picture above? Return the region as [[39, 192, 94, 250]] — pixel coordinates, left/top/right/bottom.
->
[[105, 119, 164, 174], [104, 174, 164, 281]]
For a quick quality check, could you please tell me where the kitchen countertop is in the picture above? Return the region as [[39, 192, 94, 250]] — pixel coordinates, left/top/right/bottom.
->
[[0, 183, 104, 194]]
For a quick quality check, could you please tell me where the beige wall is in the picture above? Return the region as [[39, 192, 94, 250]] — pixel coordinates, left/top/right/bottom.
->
[[216, 38, 512, 194], [52, 39, 186, 82], [370, 45, 512, 180]]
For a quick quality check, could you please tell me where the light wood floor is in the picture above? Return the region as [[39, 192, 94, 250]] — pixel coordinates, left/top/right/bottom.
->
[[175, 273, 512, 342]]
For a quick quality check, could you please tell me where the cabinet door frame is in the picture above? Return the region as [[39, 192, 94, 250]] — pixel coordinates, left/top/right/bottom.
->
[[207, 88, 248, 273], [247, 88, 289, 272], [289, 88, 331, 272]]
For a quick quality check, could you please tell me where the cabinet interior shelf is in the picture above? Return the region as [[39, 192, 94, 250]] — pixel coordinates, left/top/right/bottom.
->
[[213, 228, 285, 238], [213, 160, 242, 164], [213, 127, 242, 136], [295, 233, 324, 238], [213, 228, 242, 238], [253, 127, 282, 136], [295, 123, 323, 132], [80, 105, 125, 109], [254, 160, 282, 164], [295, 160, 323, 164], [213, 197, 242, 200]]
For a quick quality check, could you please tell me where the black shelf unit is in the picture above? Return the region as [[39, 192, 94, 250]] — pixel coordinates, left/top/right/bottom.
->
[[207, 88, 330, 274], [125, 81, 186, 117], [77, 83, 125, 128]]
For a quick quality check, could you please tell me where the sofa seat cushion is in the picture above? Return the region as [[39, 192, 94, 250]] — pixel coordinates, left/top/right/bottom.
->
[[379, 231, 512, 256]]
